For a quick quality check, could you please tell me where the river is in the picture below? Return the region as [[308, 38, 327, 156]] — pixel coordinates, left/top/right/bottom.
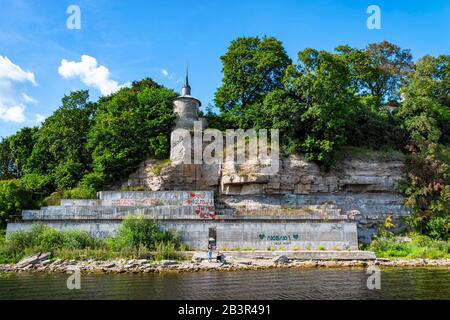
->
[[1, 268, 449, 300]]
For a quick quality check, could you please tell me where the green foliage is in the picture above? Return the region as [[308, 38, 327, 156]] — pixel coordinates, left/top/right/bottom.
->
[[395, 55, 450, 240], [28, 91, 95, 191], [346, 109, 407, 150], [400, 143, 449, 240], [0, 180, 34, 228], [215, 36, 292, 113], [336, 41, 414, 108], [151, 159, 172, 175], [0, 219, 185, 263], [20, 172, 54, 200], [0, 224, 102, 263], [154, 242, 185, 261], [86, 79, 176, 188], [43, 186, 96, 206], [63, 186, 97, 199], [0, 127, 38, 180], [110, 215, 182, 251], [397, 55, 450, 143], [284, 49, 357, 168], [368, 233, 449, 259]]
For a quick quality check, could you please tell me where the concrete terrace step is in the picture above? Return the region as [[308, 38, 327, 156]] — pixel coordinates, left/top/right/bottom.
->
[[96, 190, 214, 205], [22, 205, 215, 220]]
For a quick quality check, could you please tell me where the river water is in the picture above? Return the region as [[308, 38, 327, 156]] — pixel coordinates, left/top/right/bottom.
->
[[0, 268, 449, 300]]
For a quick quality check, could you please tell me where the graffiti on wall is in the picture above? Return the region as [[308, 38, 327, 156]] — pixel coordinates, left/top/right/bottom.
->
[[111, 199, 165, 207], [194, 206, 216, 219], [185, 192, 213, 206], [185, 192, 216, 219], [258, 233, 300, 245]]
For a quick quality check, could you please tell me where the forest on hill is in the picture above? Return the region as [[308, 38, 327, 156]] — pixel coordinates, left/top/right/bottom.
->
[[0, 37, 448, 240]]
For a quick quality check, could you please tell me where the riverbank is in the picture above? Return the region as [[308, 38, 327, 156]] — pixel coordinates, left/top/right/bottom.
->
[[1, 252, 449, 274]]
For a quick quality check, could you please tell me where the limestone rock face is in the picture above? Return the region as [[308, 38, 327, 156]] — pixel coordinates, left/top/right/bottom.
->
[[126, 160, 221, 191], [126, 153, 404, 196], [125, 152, 409, 243]]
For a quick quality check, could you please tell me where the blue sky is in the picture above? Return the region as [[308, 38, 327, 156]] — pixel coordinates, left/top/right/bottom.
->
[[0, 0, 449, 137]]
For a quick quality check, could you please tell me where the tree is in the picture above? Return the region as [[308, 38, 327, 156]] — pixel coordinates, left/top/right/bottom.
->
[[27, 90, 95, 190], [397, 55, 450, 143], [215, 36, 292, 114], [337, 41, 414, 108], [283, 49, 357, 168], [243, 90, 304, 155], [0, 180, 34, 228], [8, 127, 38, 176], [0, 137, 16, 180], [0, 127, 38, 180], [397, 55, 450, 240], [86, 79, 176, 188]]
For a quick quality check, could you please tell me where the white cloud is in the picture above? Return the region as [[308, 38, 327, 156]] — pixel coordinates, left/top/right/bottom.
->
[[0, 56, 37, 123], [0, 105, 26, 123], [58, 55, 125, 96], [161, 69, 169, 77], [160, 68, 183, 84], [22, 93, 38, 104], [0, 56, 37, 86], [27, 113, 46, 125]]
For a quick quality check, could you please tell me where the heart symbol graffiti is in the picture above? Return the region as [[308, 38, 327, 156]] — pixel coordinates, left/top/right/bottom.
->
[[293, 234, 299, 240], [259, 234, 265, 240]]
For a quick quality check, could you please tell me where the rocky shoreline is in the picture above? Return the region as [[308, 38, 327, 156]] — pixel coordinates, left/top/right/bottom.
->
[[1, 252, 449, 274]]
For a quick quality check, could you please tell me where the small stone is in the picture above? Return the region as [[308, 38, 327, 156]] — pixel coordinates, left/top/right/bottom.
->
[[103, 262, 116, 268], [160, 260, 178, 267], [272, 255, 290, 264], [38, 259, 51, 266]]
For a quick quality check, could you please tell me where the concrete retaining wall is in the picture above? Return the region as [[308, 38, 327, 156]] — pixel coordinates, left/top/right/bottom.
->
[[7, 220, 358, 251]]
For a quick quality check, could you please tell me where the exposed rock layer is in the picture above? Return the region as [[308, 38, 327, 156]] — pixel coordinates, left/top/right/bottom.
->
[[126, 152, 409, 243]]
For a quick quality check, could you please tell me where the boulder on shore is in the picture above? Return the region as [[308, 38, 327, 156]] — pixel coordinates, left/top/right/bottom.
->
[[16, 252, 52, 268], [272, 255, 290, 264]]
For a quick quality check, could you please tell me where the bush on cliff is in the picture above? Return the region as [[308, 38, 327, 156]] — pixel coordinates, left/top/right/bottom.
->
[[0, 180, 34, 228], [85, 80, 177, 189], [396, 55, 450, 240]]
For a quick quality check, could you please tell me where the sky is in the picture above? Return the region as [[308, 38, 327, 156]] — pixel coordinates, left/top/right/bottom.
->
[[0, 0, 449, 137]]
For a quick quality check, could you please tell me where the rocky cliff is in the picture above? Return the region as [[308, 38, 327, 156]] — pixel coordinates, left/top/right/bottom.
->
[[126, 150, 410, 243]]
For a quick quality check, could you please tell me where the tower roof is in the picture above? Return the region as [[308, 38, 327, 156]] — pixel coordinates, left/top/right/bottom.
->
[[182, 65, 191, 96], [175, 65, 201, 106]]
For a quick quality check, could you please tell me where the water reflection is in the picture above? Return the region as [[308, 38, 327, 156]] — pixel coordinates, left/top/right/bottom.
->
[[0, 268, 449, 300]]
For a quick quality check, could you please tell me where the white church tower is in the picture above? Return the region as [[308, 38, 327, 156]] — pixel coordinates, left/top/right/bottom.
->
[[172, 66, 203, 130]]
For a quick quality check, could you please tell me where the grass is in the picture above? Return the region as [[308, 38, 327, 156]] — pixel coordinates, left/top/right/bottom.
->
[[0, 216, 186, 264], [340, 146, 405, 161], [151, 159, 172, 175], [367, 233, 450, 259]]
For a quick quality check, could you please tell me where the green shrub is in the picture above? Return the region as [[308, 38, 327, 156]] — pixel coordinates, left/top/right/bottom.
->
[[1, 224, 101, 263], [154, 242, 183, 261], [0, 180, 35, 227], [110, 215, 181, 251], [42, 192, 63, 206], [62, 186, 97, 199], [62, 230, 100, 249], [368, 232, 449, 259]]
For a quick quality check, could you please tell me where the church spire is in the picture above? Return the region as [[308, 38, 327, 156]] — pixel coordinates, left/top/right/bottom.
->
[[182, 64, 191, 96]]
